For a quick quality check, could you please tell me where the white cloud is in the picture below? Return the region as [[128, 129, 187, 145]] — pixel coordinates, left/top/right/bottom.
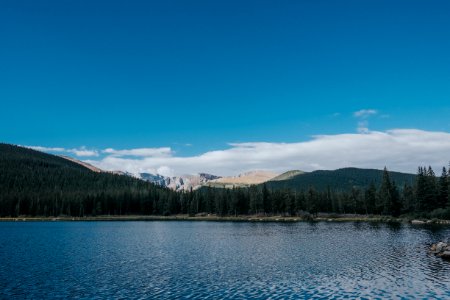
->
[[84, 129, 450, 176], [157, 166, 174, 177], [27, 146, 66, 152], [102, 147, 172, 157], [354, 109, 378, 118], [26, 145, 98, 157], [70, 147, 99, 157]]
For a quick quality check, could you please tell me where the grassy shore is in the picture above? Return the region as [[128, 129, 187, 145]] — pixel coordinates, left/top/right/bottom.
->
[[1, 214, 450, 224]]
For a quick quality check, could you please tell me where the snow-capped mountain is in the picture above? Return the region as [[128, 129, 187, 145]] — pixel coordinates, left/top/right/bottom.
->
[[117, 171, 277, 191], [137, 172, 221, 191], [139, 173, 167, 186]]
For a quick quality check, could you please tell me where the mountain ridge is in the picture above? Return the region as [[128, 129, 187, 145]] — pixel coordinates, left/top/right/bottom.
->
[[264, 167, 416, 191], [56, 154, 417, 192]]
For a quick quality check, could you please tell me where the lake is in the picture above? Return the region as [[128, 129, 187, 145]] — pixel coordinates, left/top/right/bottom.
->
[[1, 221, 450, 299]]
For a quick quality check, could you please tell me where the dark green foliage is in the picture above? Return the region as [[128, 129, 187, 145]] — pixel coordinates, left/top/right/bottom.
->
[[401, 183, 415, 213], [265, 167, 416, 192], [415, 167, 427, 212], [378, 168, 393, 215], [390, 181, 401, 217], [1, 144, 450, 219], [415, 166, 441, 212], [0, 143, 178, 217], [365, 182, 377, 214], [438, 167, 448, 208], [425, 166, 438, 210]]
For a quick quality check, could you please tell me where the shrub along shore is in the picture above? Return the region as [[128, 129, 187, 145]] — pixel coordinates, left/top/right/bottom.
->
[[1, 214, 450, 224]]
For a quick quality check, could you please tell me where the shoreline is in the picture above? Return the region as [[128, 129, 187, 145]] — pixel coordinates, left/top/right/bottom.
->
[[1, 214, 450, 224]]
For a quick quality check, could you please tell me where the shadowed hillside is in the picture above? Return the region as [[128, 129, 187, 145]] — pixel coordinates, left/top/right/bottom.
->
[[0, 143, 176, 217], [265, 168, 416, 191], [1, 144, 448, 219]]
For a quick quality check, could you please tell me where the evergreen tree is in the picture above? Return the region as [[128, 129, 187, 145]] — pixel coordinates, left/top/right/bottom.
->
[[262, 183, 270, 214], [249, 186, 262, 214], [401, 184, 415, 213], [416, 167, 427, 212], [364, 182, 377, 214], [378, 167, 392, 215], [390, 181, 401, 217], [350, 187, 360, 214], [295, 191, 305, 213], [306, 186, 318, 216], [284, 190, 295, 216], [424, 166, 438, 211], [438, 167, 448, 208]]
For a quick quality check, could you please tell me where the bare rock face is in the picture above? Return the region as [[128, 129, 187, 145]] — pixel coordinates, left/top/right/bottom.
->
[[210, 170, 279, 186], [138, 172, 221, 191]]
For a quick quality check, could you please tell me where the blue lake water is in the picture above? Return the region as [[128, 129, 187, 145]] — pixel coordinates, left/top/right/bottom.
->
[[1, 221, 450, 299]]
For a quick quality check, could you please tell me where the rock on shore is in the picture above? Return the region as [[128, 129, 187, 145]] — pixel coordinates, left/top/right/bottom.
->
[[430, 242, 450, 259]]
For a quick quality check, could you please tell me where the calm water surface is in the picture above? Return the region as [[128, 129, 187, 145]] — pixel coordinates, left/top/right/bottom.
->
[[1, 221, 450, 299]]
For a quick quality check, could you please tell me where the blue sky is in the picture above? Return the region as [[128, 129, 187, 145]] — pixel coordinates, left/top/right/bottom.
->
[[1, 0, 450, 175]]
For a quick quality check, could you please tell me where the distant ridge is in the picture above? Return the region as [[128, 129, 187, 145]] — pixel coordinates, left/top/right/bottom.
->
[[0, 143, 174, 217], [264, 167, 416, 191], [208, 170, 279, 188], [270, 170, 305, 181], [60, 155, 103, 173]]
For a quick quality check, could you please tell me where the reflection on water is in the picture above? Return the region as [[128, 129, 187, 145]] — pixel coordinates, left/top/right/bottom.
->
[[1, 221, 450, 299]]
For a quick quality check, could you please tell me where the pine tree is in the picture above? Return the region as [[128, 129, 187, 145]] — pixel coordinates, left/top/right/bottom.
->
[[295, 191, 305, 213], [401, 184, 415, 213], [306, 186, 318, 216], [262, 183, 270, 214], [350, 187, 360, 214], [365, 182, 377, 214], [424, 166, 438, 211], [390, 181, 401, 217], [378, 167, 392, 215], [438, 167, 448, 208], [249, 186, 262, 214], [416, 166, 427, 212]]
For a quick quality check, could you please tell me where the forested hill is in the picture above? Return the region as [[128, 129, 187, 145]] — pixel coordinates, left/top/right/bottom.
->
[[0, 143, 92, 172], [0, 143, 176, 217], [265, 168, 416, 191], [1, 143, 448, 219]]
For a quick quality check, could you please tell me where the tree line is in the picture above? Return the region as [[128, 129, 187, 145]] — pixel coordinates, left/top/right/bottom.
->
[[169, 166, 449, 219], [1, 144, 449, 218]]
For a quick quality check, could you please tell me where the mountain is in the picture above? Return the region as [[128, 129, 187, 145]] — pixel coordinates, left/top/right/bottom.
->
[[138, 172, 221, 191], [137, 170, 279, 191], [139, 173, 166, 186], [0, 143, 175, 217], [60, 155, 103, 172], [264, 167, 416, 191], [270, 170, 305, 181], [55, 155, 220, 192], [54, 157, 222, 192], [207, 170, 279, 188]]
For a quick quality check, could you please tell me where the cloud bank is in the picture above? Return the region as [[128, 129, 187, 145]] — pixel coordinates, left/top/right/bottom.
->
[[78, 129, 450, 176], [27, 146, 99, 157], [102, 147, 172, 157]]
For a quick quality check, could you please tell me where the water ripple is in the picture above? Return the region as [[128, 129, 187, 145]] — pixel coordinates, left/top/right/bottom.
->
[[1, 221, 450, 299]]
